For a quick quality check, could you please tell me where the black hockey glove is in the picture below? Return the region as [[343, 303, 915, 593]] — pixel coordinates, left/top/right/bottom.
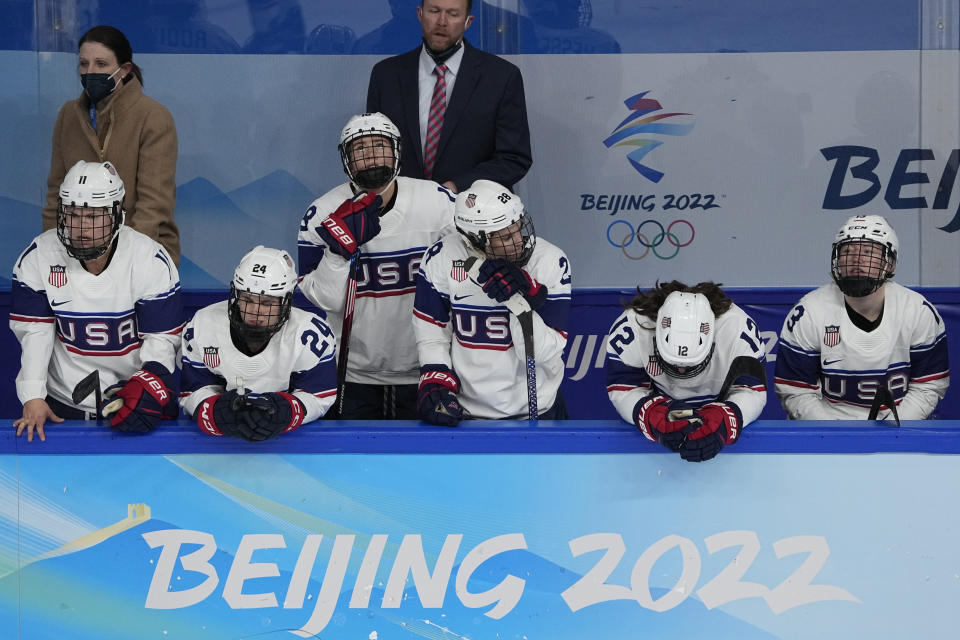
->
[[194, 389, 241, 437], [476, 258, 548, 310], [679, 402, 743, 462], [234, 392, 306, 441], [101, 362, 176, 433], [195, 390, 305, 441], [417, 365, 464, 427], [317, 192, 382, 258]]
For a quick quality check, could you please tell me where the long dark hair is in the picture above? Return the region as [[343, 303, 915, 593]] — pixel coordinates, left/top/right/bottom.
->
[[78, 25, 144, 86], [627, 280, 733, 321]]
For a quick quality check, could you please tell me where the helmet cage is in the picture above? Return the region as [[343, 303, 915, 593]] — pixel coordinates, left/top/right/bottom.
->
[[338, 114, 402, 191], [228, 285, 293, 343], [460, 214, 536, 266], [831, 239, 897, 297], [654, 342, 715, 379], [57, 200, 124, 261]]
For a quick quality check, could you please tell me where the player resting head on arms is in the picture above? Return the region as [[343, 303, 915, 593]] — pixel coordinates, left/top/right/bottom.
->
[[604, 280, 767, 462]]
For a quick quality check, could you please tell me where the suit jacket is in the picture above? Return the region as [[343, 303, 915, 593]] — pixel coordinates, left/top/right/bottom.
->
[[366, 40, 531, 191]]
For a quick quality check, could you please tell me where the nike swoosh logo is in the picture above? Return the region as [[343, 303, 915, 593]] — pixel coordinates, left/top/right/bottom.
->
[[823, 358, 843, 366], [50, 300, 71, 307], [453, 294, 472, 301]]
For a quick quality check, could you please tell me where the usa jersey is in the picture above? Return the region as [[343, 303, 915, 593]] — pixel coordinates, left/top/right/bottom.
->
[[605, 304, 767, 426], [413, 232, 572, 419], [298, 177, 456, 385], [10, 227, 182, 412], [775, 282, 949, 420], [179, 302, 338, 423]]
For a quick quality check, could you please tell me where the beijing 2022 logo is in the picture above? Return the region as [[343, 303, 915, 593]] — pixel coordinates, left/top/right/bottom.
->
[[603, 91, 694, 183], [586, 91, 713, 260]]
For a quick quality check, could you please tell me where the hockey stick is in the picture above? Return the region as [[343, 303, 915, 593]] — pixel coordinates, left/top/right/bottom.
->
[[667, 355, 766, 421], [71, 370, 103, 425], [335, 251, 362, 417], [867, 386, 900, 426], [463, 256, 538, 421]]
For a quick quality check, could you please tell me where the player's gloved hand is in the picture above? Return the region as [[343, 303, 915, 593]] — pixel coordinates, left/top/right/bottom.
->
[[194, 389, 243, 437], [417, 365, 464, 427], [679, 401, 743, 462], [633, 394, 698, 452], [476, 258, 548, 310], [316, 192, 382, 258], [234, 392, 306, 441], [100, 362, 175, 433]]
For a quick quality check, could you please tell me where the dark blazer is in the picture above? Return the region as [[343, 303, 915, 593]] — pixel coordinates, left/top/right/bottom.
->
[[366, 40, 532, 191]]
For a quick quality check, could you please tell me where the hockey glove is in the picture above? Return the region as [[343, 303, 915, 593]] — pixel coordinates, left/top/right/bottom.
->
[[101, 362, 175, 433], [317, 192, 382, 258], [234, 392, 306, 441], [633, 394, 699, 452], [476, 259, 548, 310], [417, 365, 464, 427], [679, 401, 743, 462]]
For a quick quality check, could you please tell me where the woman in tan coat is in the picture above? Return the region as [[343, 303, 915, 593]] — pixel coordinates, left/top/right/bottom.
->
[[42, 25, 180, 264]]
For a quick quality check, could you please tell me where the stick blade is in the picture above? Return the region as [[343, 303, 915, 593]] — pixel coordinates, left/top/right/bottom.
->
[[72, 370, 100, 405]]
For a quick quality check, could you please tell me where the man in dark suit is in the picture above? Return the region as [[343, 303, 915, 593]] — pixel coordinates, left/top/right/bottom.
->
[[366, 0, 532, 192]]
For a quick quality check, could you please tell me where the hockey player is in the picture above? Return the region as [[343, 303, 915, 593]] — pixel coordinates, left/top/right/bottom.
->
[[298, 112, 456, 419], [180, 246, 338, 441], [775, 215, 949, 420], [605, 282, 766, 462], [11, 160, 182, 442], [413, 179, 572, 423]]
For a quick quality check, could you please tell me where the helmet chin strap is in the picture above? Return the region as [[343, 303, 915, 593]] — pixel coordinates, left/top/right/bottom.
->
[[423, 37, 462, 64]]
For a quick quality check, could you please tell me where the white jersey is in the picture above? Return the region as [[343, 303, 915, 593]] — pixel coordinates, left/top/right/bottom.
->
[[10, 227, 182, 412], [413, 232, 572, 419], [298, 177, 456, 385], [605, 304, 767, 426], [179, 301, 337, 423], [775, 282, 949, 420]]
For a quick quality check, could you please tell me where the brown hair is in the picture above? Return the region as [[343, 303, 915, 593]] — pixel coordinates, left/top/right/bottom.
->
[[626, 280, 733, 321], [78, 25, 144, 86]]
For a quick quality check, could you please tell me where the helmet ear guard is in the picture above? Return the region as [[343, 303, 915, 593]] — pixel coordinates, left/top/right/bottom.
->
[[454, 179, 536, 265], [338, 112, 402, 191], [56, 160, 125, 261], [655, 291, 716, 379], [830, 215, 898, 297], [228, 246, 298, 344]]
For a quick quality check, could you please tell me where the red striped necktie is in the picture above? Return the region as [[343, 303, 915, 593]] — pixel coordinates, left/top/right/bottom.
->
[[423, 63, 448, 179]]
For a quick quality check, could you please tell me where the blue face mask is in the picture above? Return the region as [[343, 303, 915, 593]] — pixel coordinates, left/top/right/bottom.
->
[[80, 67, 123, 104]]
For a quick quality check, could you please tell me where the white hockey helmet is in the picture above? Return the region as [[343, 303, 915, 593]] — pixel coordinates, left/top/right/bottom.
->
[[56, 160, 125, 260], [831, 214, 898, 297], [229, 246, 298, 343], [655, 291, 716, 378], [455, 179, 536, 265], [338, 112, 402, 191]]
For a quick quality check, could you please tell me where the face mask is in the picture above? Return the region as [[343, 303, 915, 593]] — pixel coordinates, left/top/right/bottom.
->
[[81, 66, 124, 104], [423, 37, 462, 64]]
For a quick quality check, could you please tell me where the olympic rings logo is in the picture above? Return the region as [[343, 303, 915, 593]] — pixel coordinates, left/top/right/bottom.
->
[[605, 219, 695, 260]]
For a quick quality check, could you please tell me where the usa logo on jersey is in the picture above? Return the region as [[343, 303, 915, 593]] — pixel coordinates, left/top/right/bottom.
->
[[824, 325, 841, 347], [450, 260, 467, 283], [203, 346, 220, 368], [646, 355, 662, 377], [48, 265, 67, 288]]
